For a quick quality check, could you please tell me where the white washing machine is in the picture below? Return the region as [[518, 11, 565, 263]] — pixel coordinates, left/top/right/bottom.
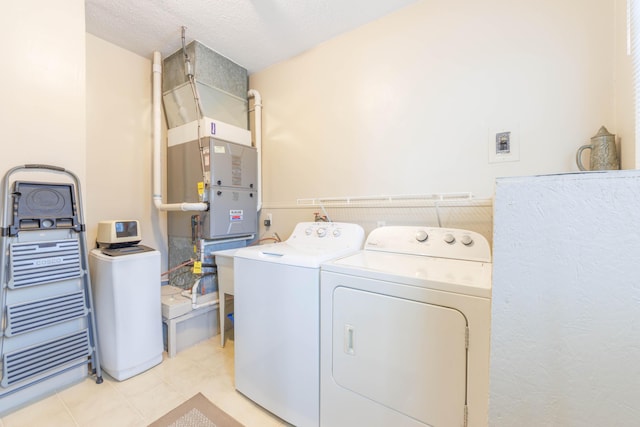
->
[[320, 226, 492, 427], [233, 222, 364, 427]]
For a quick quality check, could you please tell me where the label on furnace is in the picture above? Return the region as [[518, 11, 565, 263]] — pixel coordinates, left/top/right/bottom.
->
[[230, 210, 243, 222]]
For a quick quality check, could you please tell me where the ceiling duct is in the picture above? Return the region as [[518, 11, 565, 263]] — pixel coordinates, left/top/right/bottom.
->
[[162, 40, 248, 130]]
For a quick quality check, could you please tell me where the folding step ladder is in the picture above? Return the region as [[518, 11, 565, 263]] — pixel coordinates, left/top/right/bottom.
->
[[0, 164, 102, 415]]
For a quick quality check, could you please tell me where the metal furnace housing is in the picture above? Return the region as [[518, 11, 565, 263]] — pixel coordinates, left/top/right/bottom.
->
[[167, 132, 257, 240]]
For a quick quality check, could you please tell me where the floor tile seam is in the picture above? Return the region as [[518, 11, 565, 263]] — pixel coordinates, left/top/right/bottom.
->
[[187, 358, 228, 376], [61, 378, 127, 425], [101, 376, 148, 423], [178, 353, 226, 370], [159, 356, 221, 383], [55, 391, 82, 426], [157, 374, 201, 402]]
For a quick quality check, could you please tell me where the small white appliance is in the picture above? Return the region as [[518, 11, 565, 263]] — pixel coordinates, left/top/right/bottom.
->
[[233, 222, 365, 427], [89, 222, 163, 381], [320, 226, 492, 427], [96, 220, 141, 247]]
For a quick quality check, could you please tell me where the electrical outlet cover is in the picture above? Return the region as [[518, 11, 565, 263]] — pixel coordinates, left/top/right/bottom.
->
[[488, 127, 520, 163]]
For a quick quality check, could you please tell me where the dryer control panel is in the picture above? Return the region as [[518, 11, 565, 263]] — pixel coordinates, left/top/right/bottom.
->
[[365, 226, 491, 263]]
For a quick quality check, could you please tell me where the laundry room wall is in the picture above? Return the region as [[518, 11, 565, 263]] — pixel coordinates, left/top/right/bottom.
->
[[249, 0, 626, 242], [615, 0, 636, 169], [2, 0, 629, 256], [86, 34, 169, 269], [0, 0, 86, 198], [79, 0, 629, 258]]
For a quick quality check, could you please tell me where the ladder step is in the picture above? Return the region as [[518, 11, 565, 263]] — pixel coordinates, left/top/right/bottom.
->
[[5, 291, 88, 336], [1, 329, 91, 388], [9, 240, 82, 288]]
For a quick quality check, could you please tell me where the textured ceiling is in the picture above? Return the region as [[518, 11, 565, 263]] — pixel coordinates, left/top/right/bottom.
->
[[85, 0, 420, 73]]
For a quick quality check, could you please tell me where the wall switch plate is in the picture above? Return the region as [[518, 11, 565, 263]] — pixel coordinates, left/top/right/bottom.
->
[[489, 126, 520, 163]]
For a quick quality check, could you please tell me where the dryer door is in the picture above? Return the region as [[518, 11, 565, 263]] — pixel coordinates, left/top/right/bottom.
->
[[332, 287, 467, 426]]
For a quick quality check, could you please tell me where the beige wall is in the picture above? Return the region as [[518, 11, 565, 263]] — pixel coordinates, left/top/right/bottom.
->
[[86, 35, 168, 268], [250, 0, 620, 207], [0, 0, 86, 195], [0, 1, 169, 271], [615, 0, 635, 168], [1, 0, 630, 261]]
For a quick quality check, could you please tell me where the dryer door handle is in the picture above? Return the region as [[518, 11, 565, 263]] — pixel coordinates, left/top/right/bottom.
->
[[344, 324, 355, 355]]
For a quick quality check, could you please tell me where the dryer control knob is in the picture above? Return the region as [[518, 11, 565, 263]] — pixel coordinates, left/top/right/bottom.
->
[[332, 228, 341, 237], [415, 230, 429, 242], [305, 227, 313, 236], [317, 227, 327, 237], [444, 233, 455, 244], [461, 235, 473, 246]]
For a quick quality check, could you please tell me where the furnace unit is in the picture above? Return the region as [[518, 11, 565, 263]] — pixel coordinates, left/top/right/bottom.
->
[[162, 41, 258, 290], [167, 118, 257, 241]]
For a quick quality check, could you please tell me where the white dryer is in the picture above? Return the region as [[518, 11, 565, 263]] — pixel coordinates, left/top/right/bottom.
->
[[234, 222, 364, 427], [320, 226, 492, 427]]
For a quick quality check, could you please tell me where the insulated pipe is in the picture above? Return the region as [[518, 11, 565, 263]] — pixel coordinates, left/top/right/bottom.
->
[[248, 89, 263, 212], [152, 51, 208, 212]]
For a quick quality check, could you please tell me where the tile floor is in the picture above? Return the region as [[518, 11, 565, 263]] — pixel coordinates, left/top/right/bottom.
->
[[0, 335, 290, 427]]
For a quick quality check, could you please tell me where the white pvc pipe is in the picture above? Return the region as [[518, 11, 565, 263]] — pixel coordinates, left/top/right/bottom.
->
[[152, 51, 208, 212], [182, 278, 219, 309], [248, 89, 263, 212], [192, 300, 218, 310]]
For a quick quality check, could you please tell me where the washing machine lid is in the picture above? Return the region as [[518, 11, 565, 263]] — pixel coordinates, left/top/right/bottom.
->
[[235, 242, 364, 268], [234, 222, 365, 268], [322, 250, 492, 298]]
